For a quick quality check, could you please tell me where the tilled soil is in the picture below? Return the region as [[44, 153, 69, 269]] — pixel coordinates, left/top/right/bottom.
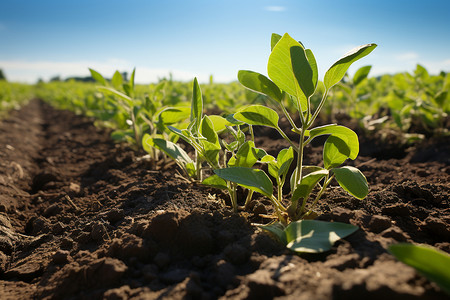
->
[[0, 99, 448, 299]]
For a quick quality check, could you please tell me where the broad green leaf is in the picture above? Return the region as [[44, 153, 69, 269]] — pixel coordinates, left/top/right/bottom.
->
[[89, 68, 107, 85], [284, 220, 359, 253], [191, 78, 203, 131], [277, 147, 294, 177], [308, 125, 359, 159], [305, 49, 318, 90], [353, 65, 372, 86], [200, 140, 221, 167], [143, 135, 193, 166], [333, 166, 368, 199], [200, 115, 219, 146], [238, 70, 283, 102], [268, 33, 310, 111], [225, 114, 245, 125], [158, 107, 190, 125], [259, 222, 287, 245], [292, 169, 329, 201], [111, 71, 124, 89], [389, 243, 450, 295], [234, 105, 279, 128], [214, 167, 273, 197], [202, 175, 228, 190], [271, 33, 282, 51], [291, 45, 315, 98], [324, 43, 377, 90], [323, 135, 351, 169], [228, 141, 258, 168], [208, 115, 233, 133]]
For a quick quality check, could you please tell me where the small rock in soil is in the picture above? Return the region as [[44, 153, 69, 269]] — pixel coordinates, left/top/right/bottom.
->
[[90, 222, 107, 241], [154, 252, 171, 269], [423, 216, 450, 240], [381, 203, 410, 216], [103, 285, 132, 300], [368, 215, 392, 233], [106, 208, 125, 223], [224, 243, 250, 265], [52, 250, 70, 265], [246, 269, 285, 299], [43, 203, 63, 217], [380, 227, 409, 242]]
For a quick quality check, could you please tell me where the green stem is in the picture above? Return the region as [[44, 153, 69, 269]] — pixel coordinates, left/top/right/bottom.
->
[[244, 190, 254, 210], [303, 175, 334, 218], [308, 89, 329, 127], [275, 127, 299, 152], [280, 104, 300, 132]]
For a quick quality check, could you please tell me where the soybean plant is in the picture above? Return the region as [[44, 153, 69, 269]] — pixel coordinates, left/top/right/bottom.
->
[[213, 33, 376, 252]]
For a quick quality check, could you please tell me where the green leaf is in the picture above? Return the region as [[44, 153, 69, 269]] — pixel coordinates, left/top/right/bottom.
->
[[158, 107, 190, 125], [234, 105, 279, 128], [228, 141, 258, 168], [143, 135, 193, 166], [291, 45, 315, 98], [200, 115, 219, 146], [271, 33, 282, 51], [200, 140, 221, 168], [333, 166, 368, 199], [259, 222, 287, 245], [202, 174, 228, 190], [308, 125, 359, 159], [238, 70, 283, 102], [129, 68, 136, 91], [352, 65, 372, 86], [97, 86, 133, 107], [323, 135, 351, 169], [89, 68, 107, 85], [214, 167, 273, 197], [111, 71, 124, 89], [268, 33, 310, 110], [324, 43, 377, 90], [191, 78, 203, 131], [225, 114, 245, 125], [284, 220, 359, 253], [292, 169, 329, 201], [208, 115, 233, 133], [305, 49, 318, 90], [277, 147, 294, 177], [389, 243, 450, 295]]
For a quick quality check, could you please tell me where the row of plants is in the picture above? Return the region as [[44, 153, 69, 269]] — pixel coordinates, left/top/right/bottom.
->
[[0, 80, 35, 117]]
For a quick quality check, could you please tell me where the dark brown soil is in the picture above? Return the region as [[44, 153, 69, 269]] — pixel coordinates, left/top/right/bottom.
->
[[0, 100, 448, 299]]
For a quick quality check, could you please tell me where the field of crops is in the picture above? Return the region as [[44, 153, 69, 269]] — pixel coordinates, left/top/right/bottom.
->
[[0, 35, 449, 299]]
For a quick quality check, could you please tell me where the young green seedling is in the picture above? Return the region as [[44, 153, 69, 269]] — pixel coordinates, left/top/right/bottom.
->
[[150, 78, 268, 211], [215, 33, 376, 224]]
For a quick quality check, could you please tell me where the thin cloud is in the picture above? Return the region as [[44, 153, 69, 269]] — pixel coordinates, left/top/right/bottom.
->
[[0, 59, 211, 83], [264, 6, 286, 12], [395, 52, 419, 61]]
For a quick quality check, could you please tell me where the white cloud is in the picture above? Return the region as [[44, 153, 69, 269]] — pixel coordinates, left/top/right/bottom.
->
[[0, 59, 214, 83], [264, 6, 286, 12], [395, 52, 419, 61]]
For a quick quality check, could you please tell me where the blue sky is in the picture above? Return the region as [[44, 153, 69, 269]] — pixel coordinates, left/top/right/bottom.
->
[[1, 0, 449, 83]]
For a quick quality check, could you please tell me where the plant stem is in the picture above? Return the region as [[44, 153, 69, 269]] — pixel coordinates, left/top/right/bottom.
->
[[244, 190, 254, 210], [303, 175, 334, 218], [308, 89, 329, 127], [276, 127, 299, 152]]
